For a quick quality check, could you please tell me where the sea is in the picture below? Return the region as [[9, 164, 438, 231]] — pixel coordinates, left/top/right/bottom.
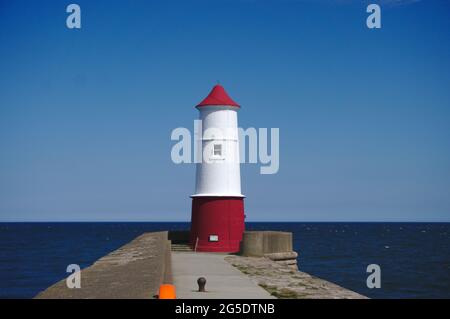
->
[[0, 222, 449, 299]]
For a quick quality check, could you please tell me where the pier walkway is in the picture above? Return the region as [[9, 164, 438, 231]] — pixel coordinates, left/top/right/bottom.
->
[[172, 252, 274, 299]]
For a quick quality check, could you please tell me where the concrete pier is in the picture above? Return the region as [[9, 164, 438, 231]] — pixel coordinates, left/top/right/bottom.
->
[[172, 252, 275, 299], [35, 232, 171, 299], [35, 230, 365, 299]]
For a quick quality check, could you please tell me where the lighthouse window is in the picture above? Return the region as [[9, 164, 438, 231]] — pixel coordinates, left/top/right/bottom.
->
[[213, 144, 222, 156]]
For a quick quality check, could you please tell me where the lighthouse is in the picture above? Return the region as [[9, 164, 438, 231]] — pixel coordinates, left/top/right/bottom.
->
[[190, 84, 245, 252]]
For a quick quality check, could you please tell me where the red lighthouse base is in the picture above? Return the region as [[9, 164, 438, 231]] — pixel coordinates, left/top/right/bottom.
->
[[190, 197, 245, 253]]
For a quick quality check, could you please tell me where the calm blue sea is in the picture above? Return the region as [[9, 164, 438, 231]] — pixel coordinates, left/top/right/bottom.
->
[[0, 222, 449, 299]]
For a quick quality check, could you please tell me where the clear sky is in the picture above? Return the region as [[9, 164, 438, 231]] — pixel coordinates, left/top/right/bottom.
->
[[1, 0, 450, 222]]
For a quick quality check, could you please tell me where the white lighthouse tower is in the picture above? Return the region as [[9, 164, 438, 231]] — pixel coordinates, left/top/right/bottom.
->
[[190, 84, 245, 252]]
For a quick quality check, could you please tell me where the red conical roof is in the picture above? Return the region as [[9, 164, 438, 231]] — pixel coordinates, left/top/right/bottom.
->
[[196, 84, 240, 108]]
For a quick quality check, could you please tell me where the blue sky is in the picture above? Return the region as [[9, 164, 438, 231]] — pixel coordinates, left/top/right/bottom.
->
[[1, 0, 450, 221]]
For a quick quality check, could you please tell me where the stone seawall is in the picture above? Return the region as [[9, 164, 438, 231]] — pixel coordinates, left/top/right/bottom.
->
[[35, 232, 171, 299], [226, 255, 367, 299]]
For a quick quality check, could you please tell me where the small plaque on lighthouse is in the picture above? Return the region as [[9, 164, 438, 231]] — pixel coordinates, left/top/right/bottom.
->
[[209, 235, 219, 242]]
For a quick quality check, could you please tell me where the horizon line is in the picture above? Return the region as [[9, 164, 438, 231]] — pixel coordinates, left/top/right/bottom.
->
[[1, 220, 449, 223]]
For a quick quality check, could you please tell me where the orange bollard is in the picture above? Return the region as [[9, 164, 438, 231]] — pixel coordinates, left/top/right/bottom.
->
[[158, 284, 176, 299]]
